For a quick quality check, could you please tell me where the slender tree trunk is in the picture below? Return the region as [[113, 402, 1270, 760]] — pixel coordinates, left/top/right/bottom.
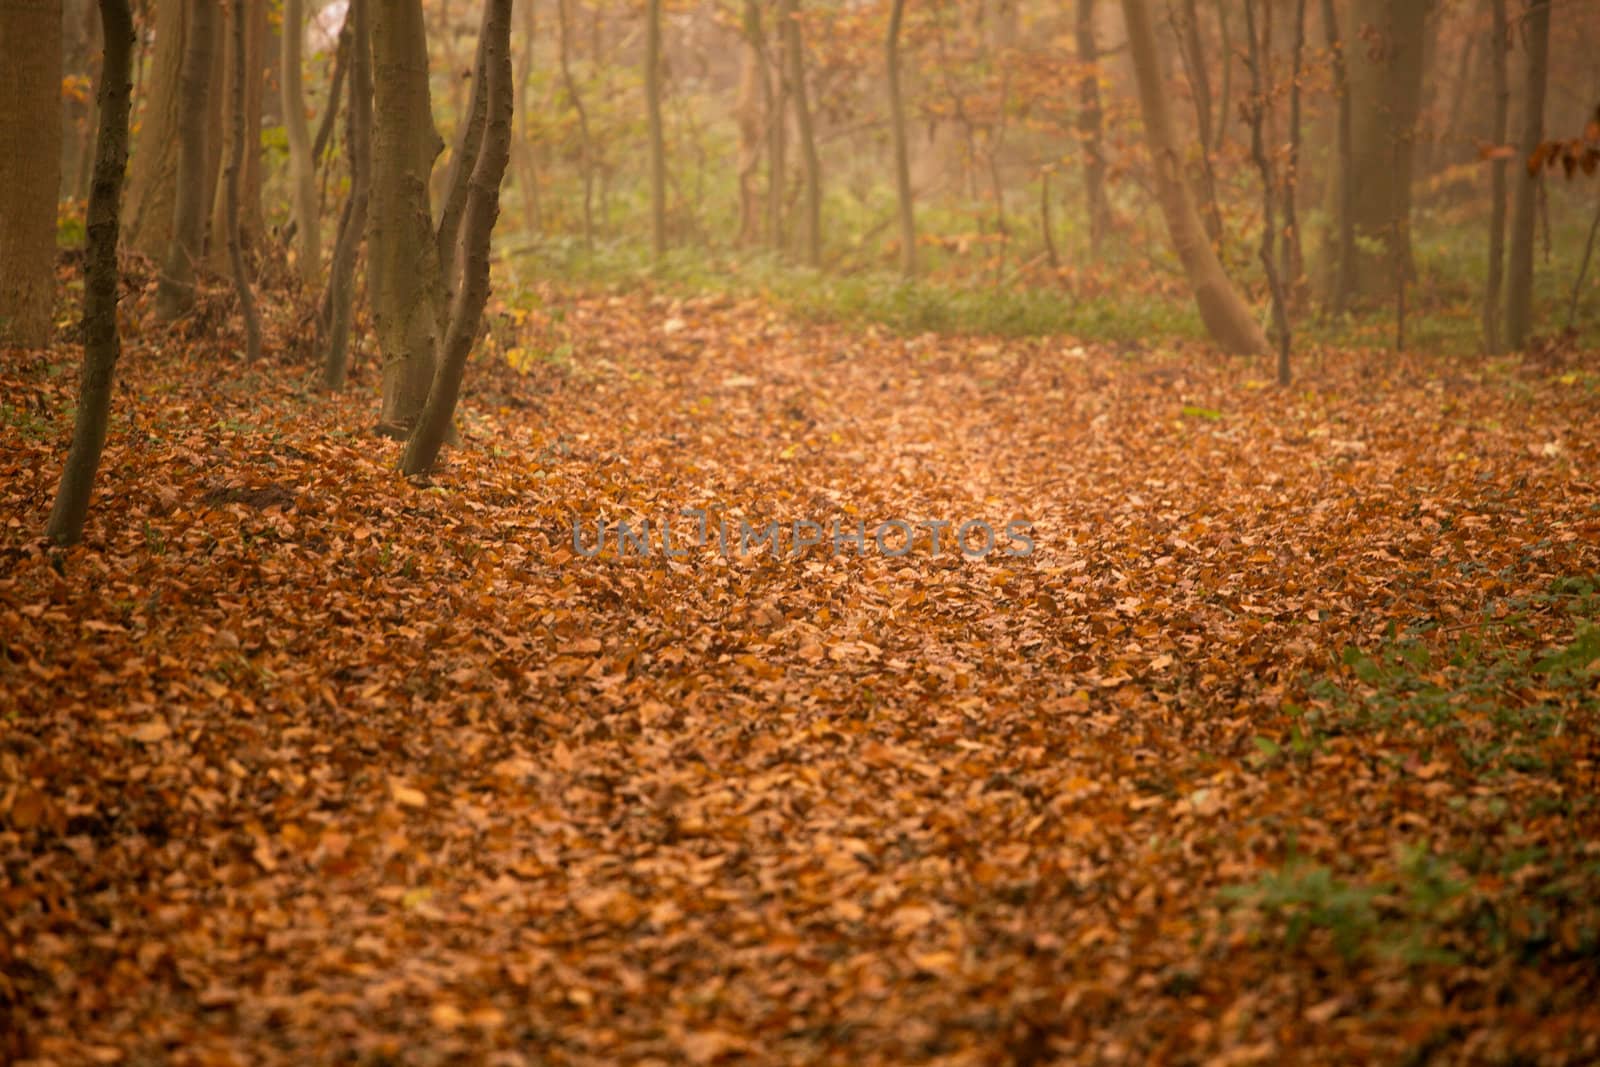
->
[[48, 0, 133, 546], [556, 0, 593, 247], [513, 0, 541, 235], [438, 24, 490, 297], [324, 0, 371, 390], [1173, 0, 1221, 242], [767, 0, 788, 252], [782, 0, 821, 267], [1244, 0, 1290, 383], [125, 0, 184, 258], [1320, 0, 1355, 312], [155, 0, 216, 321], [1341, 0, 1429, 296], [734, 0, 765, 246], [1282, 0, 1306, 296], [646, 0, 666, 259], [1121, 0, 1268, 354], [370, 0, 445, 435], [0, 0, 66, 347], [223, 0, 259, 362], [1215, 1, 1232, 152], [1075, 0, 1108, 257], [886, 0, 915, 279], [310, 26, 349, 170], [403, 0, 514, 475], [1505, 0, 1550, 349], [282, 0, 320, 284], [208, 0, 265, 272], [1484, 0, 1508, 353]]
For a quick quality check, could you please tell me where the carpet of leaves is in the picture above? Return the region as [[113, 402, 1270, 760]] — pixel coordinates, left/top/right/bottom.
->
[[3, 277, 1600, 1066]]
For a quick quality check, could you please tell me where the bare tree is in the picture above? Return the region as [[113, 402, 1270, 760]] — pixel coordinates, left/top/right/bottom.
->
[[403, 0, 514, 474], [556, 0, 594, 248], [782, 0, 822, 267], [1244, 0, 1291, 383], [224, 0, 260, 363], [155, 0, 217, 321], [1484, 0, 1509, 353], [324, 0, 372, 390], [1121, 0, 1268, 355], [48, 0, 134, 545], [283, 0, 321, 284], [1075, 0, 1109, 257], [646, 0, 666, 259], [1505, 0, 1551, 349], [886, 0, 915, 279]]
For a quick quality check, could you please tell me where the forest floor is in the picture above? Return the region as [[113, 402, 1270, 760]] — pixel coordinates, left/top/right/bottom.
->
[[4, 277, 1600, 1065]]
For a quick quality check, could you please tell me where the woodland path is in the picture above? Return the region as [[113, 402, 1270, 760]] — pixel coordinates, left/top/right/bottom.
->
[[3, 288, 1600, 1064]]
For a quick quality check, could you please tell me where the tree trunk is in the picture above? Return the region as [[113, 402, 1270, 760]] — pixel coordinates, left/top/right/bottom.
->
[[1505, 0, 1550, 349], [512, 0, 541, 235], [886, 0, 915, 279], [324, 0, 371, 390], [208, 0, 265, 272], [1340, 0, 1429, 298], [1074, 0, 1108, 257], [48, 0, 133, 545], [402, 0, 513, 475], [1244, 0, 1290, 383], [224, 0, 259, 362], [438, 23, 490, 297], [734, 0, 765, 247], [370, 0, 445, 435], [282, 0, 320, 285], [0, 0, 65, 347], [1319, 0, 1356, 312], [155, 0, 215, 321], [767, 0, 788, 252], [125, 0, 184, 258], [1121, 0, 1268, 355], [1282, 0, 1306, 296], [645, 0, 666, 259], [556, 0, 593, 247], [1484, 0, 1508, 353], [782, 0, 821, 267], [1174, 0, 1221, 242]]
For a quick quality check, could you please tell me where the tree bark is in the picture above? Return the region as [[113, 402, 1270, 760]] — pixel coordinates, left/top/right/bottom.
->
[[402, 0, 513, 475], [1282, 0, 1306, 296], [1244, 0, 1290, 383], [1484, 0, 1508, 353], [556, 0, 593, 247], [645, 0, 666, 259], [224, 0, 259, 363], [1121, 0, 1268, 355], [125, 0, 184, 258], [370, 0, 445, 435], [1075, 0, 1108, 257], [324, 0, 371, 390], [1340, 0, 1429, 297], [155, 0, 215, 321], [282, 0, 320, 285], [1505, 0, 1550, 349], [208, 0, 265, 272], [0, 0, 65, 347], [1319, 0, 1356, 312], [48, 0, 133, 545], [734, 0, 765, 247], [782, 0, 821, 267], [438, 22, 490, 297], [886, 0, 915, 279]]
